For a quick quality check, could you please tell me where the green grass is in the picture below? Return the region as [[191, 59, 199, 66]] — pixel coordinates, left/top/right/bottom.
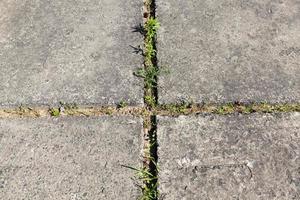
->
[[49, 108, 60, 117], [135, 66, 159, 92], [122, 164, 158, 200], [213, 102, 300, 114], [160, 101, 192, 114], [144, 95, 156, 108], [135, 17, 160, 109], [122, 118, 159, 200], [144, 18, 159, 66], [154, 102, 300, 115], [49, 102, 78, 116], [117, 100, 128, 109]]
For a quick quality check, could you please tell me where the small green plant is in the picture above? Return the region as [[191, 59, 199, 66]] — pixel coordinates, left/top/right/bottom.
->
[[135, 17, 161, 109], [144, 95, 156, 109], [122, 152, 158, 200], [215, 103, 235, 114], [161, 101, 192, 115], [122, 165, 158, 200], [136, 67, 159, 91], [241, 104, 255, 114], [144, 18, 160, 66], [273, 103, 300, 112], [117, 100, 128, 109], [49, 108, 60, 117]]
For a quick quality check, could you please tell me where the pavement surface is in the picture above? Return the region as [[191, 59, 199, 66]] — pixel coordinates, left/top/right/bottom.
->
[[0, 0, 143, 106], [158, 113, 300, 199], [0, 116, 142, 199], [157, 0, 300, 104], [0, 0, 299, 200]]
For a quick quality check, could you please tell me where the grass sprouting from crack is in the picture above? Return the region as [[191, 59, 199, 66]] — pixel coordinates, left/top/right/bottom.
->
[[158, 101, 192, 115], [135, 17, 160, 109], [155, 102, 300, 116], [135, 15, 163, 200], [122, 128, 158, 200], [117, 100, 128, 109], [122, 160, 158, 200], [0, 102, 299, 118], [50, 102, 78, 116], [144, 18, 159, 67], [49, 108, 60, 117], [141, 116, 159, 200]]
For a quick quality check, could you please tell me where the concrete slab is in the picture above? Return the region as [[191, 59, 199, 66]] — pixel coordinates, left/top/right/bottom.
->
[[157, 0, 300, 104], [0, 116, 143, 199], [158, 113, 300, 199], [0, 0, 143, 106]]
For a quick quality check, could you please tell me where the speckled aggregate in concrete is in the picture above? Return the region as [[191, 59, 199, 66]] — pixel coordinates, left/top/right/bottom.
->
[[158, 113, 300, 199], [0, 116, 143, 200], [157, 0, 300, 104], [0, 0, 143, 106]]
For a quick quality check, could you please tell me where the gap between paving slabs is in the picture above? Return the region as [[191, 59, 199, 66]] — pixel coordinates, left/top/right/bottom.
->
[[0, 102, 299, 118], [1, 0, 300, 199], [0, 105, 300, 200], [132, 0, 160, 199]]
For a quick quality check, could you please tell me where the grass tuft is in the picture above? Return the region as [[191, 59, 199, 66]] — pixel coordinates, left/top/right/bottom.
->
[[49, 108, 60, 117], [155, 102, 300, 116], [160, 101, 192, 115], [122, 163, 158, 200], [117, 100, 128, 109], [144, 18, 160, 67], [135, 17, 161, 109]]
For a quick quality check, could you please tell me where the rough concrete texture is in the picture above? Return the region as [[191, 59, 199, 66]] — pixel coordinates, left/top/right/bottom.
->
[[158, 113, 300, 199], [157, 0, 300, 104], [0, 116, 143, 200], [0, 0, 143, 106]]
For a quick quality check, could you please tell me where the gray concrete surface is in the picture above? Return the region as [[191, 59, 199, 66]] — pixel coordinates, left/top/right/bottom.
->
[[157, 0, 300, 104], [158, 113, 300, 199], [0, 116, 143, 200], [0, 0, 143, 106]]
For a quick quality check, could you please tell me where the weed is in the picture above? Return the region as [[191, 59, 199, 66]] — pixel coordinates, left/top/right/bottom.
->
[[214, 103, 235, 114], [144, 18, 159, 65], [159, 101, 192, 115], [122, 164, 158, 200], [135, 17, 160, 109], [117, 100, 128, 109], [253, 102, 300, 113], [124, 116, 159, 200], [49, 108, 60, 117], [136, 67, 159, 90], [145, 95, 156, 108]]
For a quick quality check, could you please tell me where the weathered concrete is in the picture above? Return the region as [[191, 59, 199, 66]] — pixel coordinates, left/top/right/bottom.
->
[[0, 116, 143, 199], [0, 0, 143, 106], [158, 113, 300, 199], [157, 0, 300, 104]]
